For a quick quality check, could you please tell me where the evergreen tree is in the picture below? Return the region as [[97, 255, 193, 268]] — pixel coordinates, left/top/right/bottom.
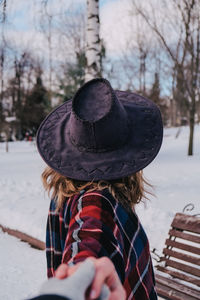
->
[[21, 74, 50, 136], [149, 72, 168, 126], [0, 99, 5, 141], [173, 65, 189, 122], [149, 72, 160, 105], [58, 51, 86, 102], [0, 99, 4, 122]]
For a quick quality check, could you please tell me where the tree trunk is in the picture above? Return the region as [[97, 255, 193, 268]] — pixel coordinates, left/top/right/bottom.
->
[[188, 102, 195, 156], [85, 0, 101, 81], [47, 15, 53, 104], [5, 138, 8, 152]]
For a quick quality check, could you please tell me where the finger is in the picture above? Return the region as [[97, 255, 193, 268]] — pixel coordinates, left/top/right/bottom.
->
[[67, 263, 81, 276], [55, 262, 81, 279], [55, 264, 69, 279], [106, 271, 126, 300], [89, 257, 121, 299]]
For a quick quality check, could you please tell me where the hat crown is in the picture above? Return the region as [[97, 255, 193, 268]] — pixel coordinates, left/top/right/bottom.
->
[[73, 79, 112, 122], [69, 78, 129, 152]]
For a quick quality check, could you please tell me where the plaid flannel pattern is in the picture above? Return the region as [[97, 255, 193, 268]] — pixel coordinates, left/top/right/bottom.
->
[[46, 189, 157, 300]]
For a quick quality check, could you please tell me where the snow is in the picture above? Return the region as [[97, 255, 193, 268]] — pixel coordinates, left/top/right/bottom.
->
[[137, 126, 200, 253], [0, 126, 200, 299], [0, 141, 48, 241], [0, 230, 46, 300]]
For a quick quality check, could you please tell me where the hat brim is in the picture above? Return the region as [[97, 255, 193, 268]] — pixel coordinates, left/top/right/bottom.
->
[[36, 91, 163, 181]]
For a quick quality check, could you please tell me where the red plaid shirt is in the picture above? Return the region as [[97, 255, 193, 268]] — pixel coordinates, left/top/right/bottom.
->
[[46, 188, 157, 300]]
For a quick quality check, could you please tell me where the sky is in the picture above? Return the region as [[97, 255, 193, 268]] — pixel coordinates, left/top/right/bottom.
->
[[6, 0, 119, 30], [0, 0, 178, 94], [2, 0, 159, 55], [3, 0, 119, 30]]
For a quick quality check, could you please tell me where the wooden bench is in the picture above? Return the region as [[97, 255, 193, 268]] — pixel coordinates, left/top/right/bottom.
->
[[155, 213, 200, 300]]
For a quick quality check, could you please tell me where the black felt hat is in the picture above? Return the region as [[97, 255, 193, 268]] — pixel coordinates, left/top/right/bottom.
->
[[36, 78, 163, 181]]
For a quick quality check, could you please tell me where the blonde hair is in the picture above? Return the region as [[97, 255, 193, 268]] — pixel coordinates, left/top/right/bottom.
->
[[42, 166, 152, 211]]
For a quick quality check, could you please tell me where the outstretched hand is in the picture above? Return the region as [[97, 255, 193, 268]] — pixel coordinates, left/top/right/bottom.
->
[[55, 257, 126, 300]]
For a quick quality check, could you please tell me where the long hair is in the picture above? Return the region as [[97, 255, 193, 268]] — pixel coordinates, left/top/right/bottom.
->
[[42, 166, 152, 211]]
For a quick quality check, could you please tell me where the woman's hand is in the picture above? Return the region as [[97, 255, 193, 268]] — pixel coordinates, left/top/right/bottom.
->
[[55, 257, 126, 300]]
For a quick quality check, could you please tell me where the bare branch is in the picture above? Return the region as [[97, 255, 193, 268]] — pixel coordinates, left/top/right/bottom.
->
[[132, 1, 176, 62], [0, 0, 6, 23]]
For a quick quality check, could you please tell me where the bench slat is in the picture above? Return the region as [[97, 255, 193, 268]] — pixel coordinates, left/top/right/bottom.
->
[[156, 214, 200, 298], [156, 281, 199, 300], [165, 239, 200, 255], [172, 213, 200, 234], [165, 259, 200, 277], [163, 248, 200, 266], [169, 229, 200, 244], [156, 274, 200, 299], [156, 266, 200, 287]]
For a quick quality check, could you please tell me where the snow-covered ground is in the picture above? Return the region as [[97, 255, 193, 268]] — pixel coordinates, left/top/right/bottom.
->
[[0, 126, 200, 299], [137, 126, 200, 254], [0, 230, 46, 300]]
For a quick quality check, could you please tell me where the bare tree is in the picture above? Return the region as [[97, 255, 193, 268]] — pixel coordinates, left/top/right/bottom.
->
[[132, 0, 200, 155], [0, 0, 7, 135], [114, 12, 155, 93], [0, 42, 5, 125], [0, 0, 6, 23], [38, 1, 54, 103]]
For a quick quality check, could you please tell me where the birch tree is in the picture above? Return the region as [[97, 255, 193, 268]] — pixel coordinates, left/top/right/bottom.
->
[[85, 0, 101, 81]]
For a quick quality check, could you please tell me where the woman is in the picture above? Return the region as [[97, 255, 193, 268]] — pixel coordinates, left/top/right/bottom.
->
[[36, 78, 163, 299]]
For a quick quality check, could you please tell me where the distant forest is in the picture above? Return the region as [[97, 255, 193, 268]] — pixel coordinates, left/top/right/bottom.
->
[[0, 0, 199, 155]]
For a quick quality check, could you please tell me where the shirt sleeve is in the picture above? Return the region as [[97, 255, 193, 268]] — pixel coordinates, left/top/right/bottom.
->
[[61, 191, 125, 282]]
